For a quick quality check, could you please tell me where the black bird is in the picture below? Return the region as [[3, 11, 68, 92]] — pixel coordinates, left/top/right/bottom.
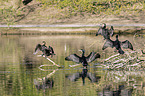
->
[[102, 35, 133, 54], [34, 41, 55, 58], [66, 68, 101, 85], [22, 0, 32, 5], [96, 23, 114, 39], [65, 49, 100, 67]]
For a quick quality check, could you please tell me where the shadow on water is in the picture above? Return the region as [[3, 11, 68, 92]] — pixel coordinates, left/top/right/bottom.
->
[[0, 35, 144, 96]]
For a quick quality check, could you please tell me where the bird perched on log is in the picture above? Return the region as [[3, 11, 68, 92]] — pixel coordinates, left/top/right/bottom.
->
[[65, 49, 100, 67], [34, 41, 55, 58], [102, 35, 133, 54], [96, 23, 114, 39]]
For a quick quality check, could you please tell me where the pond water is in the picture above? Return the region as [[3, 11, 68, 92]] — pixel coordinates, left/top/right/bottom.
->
[[0, 34, 145, 96]]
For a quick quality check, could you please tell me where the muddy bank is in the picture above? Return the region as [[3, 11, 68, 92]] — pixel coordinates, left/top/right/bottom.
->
[[0, 26, 145, 35]]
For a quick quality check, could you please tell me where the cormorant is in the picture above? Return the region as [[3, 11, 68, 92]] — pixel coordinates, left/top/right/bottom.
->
[[34, 41, 55, 58], [102, 35, 133, 54], [65, 49, 100, 67], [96, 23, 114, 39]]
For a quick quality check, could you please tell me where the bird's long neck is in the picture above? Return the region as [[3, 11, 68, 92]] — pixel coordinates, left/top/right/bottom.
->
[[116, 35, 119, 41], [82, 51, 85, 57]]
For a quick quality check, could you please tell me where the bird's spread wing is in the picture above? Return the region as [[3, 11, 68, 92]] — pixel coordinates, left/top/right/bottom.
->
[[34, 44, 42, 55], [102, 39, 113, 50], [86, 52, 100, 63], [48, 46, 55, 54], [35, 44, 42, 52], [121, 40, 133, 50], [109, 26, 114, 37], [65, 54, 80, 63], [97, 28, 103, 35], [66, 73, 80, 82]]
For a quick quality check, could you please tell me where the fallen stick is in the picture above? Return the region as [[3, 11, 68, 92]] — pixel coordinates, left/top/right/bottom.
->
[[38, 64, 54, 71], [127, 62, 142, 67], [46, 57, 61, 67], [69, 64, 81, 67], [37, 55, 61, 67], [112, 59, 128, 64], [37, 55, 42, 57], [46, 69, 58, 78], [104, 53, 120, 61]]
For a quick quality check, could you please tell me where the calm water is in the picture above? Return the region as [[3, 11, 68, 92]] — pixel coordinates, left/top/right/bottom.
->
[[0, 34, 145, 96]]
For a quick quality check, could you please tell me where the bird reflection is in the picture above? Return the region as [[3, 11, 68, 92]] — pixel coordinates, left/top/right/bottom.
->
[[98, 85, 133, 96], [34, 78, 54, 90], [66, 67, 101, 85], [34, 69, 57, 91]]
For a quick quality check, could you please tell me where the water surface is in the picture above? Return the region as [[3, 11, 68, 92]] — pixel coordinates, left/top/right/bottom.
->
[[0, 35, 144, 96]]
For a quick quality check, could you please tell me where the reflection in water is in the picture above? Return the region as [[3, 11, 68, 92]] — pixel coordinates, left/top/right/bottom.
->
[[0, 35, 144, 96], [24, 56, 33, 69], [98, 85, 133, 96], [34, 69, 57, 91], [34, 78, 54, 90], [66, 67, 101, 85]]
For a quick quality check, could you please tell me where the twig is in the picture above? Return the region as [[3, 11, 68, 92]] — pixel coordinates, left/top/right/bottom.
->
[[104, 53, 120, 61], [37, 55, 42, 57], [46, 57, 61, 67], [38, 64, 54, 71], [127, 62, 142, 67], [46, 69, 58, 78], [36, 54, 61, 67], [69, 64, 81, 67], [112, 59, 127, 63]]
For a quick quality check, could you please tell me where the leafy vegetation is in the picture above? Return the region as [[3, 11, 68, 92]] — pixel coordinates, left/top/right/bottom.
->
[[0, 0, 144, 25], [38, 0, 145, 14]]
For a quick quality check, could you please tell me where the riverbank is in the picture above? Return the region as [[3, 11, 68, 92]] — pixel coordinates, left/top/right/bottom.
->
[[0, 0, 145, 35], [0, 25, 145, 35]]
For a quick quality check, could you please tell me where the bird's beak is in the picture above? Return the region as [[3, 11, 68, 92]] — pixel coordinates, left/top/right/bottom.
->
[[78, 50, 82, 52], [79, 50, 81, 51]]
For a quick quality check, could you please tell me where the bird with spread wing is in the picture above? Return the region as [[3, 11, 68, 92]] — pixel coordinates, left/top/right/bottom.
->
[[96, 23, 114, 39], [65, 49, 100, 67], [102, 35, 133, 54], [34, 41, 55, 58]]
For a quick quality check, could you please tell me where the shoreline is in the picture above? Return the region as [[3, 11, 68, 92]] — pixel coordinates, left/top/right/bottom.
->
[[0, 24, 145, 35]]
